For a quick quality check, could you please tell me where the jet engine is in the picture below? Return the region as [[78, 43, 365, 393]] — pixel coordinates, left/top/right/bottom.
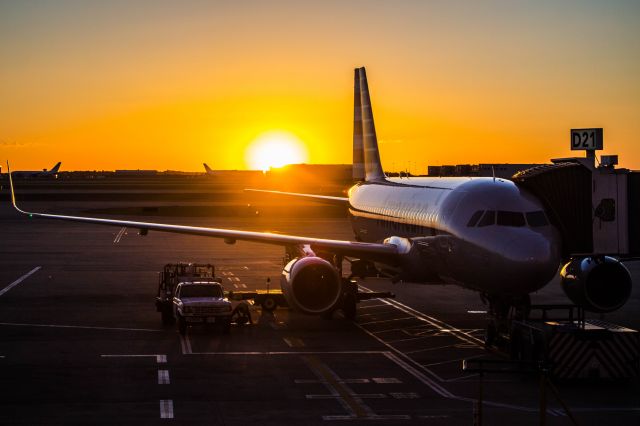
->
[[280, 257, 342, 315], [560, 256, 632, 313]]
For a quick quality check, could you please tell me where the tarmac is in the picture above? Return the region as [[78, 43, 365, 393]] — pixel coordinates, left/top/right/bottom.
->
[[0, 179, 639, 425]]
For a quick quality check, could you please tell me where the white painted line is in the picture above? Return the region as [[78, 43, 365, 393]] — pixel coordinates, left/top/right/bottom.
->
[[233, 283, 238, 289], [1, 322, 160, 332], [113, 227, 127, 243], [359, 284, 484, 347], [226, 277, 233, 282], [101, 354, 166, 360], [158, 370, 170, 385], [157, 355, 167, 364], [371, 377, 402, 384], [0, 267, 41, 297], [233, 277, 240, 282], [423, 354, 483, 367], [295, 379, 371, 384], [186, 350, 387, 356], [357, 304, 391, 309], [180, 334, 193, 355], [240, 283, 247, 289], [242, 266, 249, 270], [359, 316, 416, 326], [467, 310, 487, 314], [306, 393, 387, 399], [159, 399, 174, 419], [389, 392, 420, 399], [381, 352, 453, 398]]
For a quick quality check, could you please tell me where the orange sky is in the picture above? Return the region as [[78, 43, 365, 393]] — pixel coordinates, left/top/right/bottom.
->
[[1, 1, 639, 172]]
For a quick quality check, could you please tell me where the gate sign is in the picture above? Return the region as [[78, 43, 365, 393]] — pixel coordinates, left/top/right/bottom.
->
[[571, 128, 603, 151]]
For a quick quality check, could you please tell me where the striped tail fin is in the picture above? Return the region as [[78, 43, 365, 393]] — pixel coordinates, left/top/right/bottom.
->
[[353, 67, 385, 182]]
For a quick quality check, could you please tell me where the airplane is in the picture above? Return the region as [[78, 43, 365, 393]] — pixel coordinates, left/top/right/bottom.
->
[[8, 68, 632, 344], [10, 162, 61, 178], [203, 163, 215, 176]]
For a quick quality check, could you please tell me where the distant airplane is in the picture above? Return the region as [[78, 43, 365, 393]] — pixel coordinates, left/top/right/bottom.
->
[[203, 163, 215, 176], [8, 68, 631, 344], [11, 162, 61, 178]]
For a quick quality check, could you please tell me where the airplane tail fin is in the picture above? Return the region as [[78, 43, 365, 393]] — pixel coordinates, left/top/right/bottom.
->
[[203, 163, 214, 174], [353, 67, 384, 182], [50, 162, 61, 173]]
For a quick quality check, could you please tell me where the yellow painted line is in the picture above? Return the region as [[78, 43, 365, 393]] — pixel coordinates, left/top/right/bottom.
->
[[302, 355, 370, 418], [283, 337, 305, 348]]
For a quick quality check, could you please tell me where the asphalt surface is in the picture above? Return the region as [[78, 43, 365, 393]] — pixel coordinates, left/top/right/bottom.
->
[[1, 192, 639, 425]]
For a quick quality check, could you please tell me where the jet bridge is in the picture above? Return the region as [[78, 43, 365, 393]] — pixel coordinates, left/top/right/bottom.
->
[[509, 130, 637, 315], [513, 154, 640, 259]]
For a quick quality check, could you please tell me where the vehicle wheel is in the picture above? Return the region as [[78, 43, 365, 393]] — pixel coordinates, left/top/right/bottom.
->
[[161, 309, 175, 326], [261, 296, 277, 312], [177, 315, 187, 336], [342, 293, 357, 320]]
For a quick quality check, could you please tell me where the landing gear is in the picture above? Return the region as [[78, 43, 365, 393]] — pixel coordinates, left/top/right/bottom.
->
[[482, 293, 531, 350]]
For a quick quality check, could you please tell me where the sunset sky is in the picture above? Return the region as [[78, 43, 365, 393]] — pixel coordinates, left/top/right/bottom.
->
[[1, 1, 639, 172]]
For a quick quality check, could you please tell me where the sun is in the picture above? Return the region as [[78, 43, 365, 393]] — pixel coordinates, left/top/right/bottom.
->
[[246, 131, 308, 171]]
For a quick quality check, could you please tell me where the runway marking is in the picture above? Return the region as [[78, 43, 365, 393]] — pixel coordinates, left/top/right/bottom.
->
[[233, 283, 238, 289], [358, 303, 390, 309], [295, 379, 371, 384], [371, 377, 402, 384], [185, 350, 388, 356], [180, 334, 193, 355], [113, 227, 127, 243], [0, 266, 41, 297], [233, 277, 240, 282], [358, 316, 416, 326], [101, 354, 167, 360], [423, 354, 484, 367], [158, 370, 170, 385], [390, 392, 420, 399], [159, 399, 174, 419], [358, 285, 483, 347], [240, 283, 247, 288], [302, 355, 410, 421], [283, 337, 305, 348], [0, 322, 160, 332]]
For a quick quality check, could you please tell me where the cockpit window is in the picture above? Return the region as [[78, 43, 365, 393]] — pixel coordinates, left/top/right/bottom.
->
[[497, 211, 525, 227], [477, 210, 495, 227], [526, 211, 549, 227], [467, 210, 484, 227]]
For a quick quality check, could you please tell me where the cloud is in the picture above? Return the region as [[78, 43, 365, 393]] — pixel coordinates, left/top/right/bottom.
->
[[0, 139, 41, 148]]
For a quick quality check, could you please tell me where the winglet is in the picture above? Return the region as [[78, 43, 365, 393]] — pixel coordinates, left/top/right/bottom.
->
[[7, 161, 26, 214]]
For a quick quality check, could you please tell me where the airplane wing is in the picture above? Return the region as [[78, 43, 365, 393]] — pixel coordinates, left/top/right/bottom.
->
[[8, 164, 398, 263], [244, 189, 349, 206]]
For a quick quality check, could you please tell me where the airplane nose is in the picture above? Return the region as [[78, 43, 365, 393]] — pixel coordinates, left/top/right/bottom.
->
[[501, 234, 560, 292]]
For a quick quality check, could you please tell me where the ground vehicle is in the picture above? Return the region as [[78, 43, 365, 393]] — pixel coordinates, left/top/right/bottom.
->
[[156, 263, 217, 325], [173, 281, 232, 335], [507, 305, 639, 379]]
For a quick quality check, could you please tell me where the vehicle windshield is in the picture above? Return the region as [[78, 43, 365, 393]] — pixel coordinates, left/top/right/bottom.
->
[[180, 285, 222, 298]]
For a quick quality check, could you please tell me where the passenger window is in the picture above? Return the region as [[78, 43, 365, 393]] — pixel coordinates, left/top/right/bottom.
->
[[497, 211, 525, 227], [526, 211, 549, 227], [467, 210, 484, 227], [477, 210, 495, 227]]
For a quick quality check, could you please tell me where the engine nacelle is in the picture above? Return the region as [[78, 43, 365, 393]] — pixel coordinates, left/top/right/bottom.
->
[[560, 256, 632, 313], [280, 257, 342, 315]]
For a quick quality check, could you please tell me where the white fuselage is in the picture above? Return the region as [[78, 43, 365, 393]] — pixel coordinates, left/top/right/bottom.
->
[[348, 177, 561, 296]]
